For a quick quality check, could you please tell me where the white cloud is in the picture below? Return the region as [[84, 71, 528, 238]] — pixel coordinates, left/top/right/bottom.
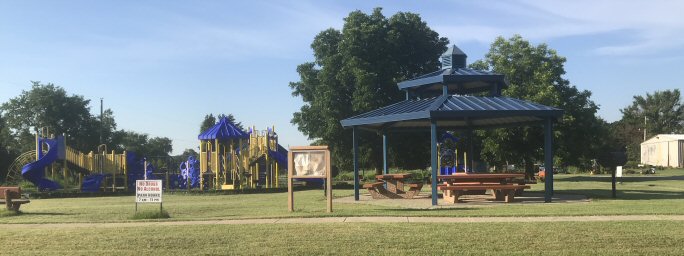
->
[[437, 0, 684, 56]]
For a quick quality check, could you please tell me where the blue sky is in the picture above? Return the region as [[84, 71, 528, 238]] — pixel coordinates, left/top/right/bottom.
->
[[1, 1, 683, 154]]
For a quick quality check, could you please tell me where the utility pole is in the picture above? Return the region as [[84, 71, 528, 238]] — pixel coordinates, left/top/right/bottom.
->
[[643, 116, 647, 141], [100, 98, 103, 145]]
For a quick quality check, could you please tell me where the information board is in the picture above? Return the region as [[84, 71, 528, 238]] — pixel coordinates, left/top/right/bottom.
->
[[136, 180, 163, 203]]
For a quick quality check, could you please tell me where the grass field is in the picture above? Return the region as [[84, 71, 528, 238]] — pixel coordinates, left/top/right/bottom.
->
[[1, 169, 683, 255]]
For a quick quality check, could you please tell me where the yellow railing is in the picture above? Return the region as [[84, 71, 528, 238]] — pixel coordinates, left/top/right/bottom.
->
[[65, 146, 127, 174]]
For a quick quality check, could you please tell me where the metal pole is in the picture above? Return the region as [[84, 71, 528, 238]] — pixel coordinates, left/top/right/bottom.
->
[[100, 98, 103, 145], [544, 118, 554, 202], [430, 119, 438, 206], [353, 126, 359, 201], [382, 132, 388, 175]]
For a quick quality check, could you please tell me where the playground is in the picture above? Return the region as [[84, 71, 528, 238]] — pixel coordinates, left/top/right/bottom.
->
[[2, 4, 684, 253]]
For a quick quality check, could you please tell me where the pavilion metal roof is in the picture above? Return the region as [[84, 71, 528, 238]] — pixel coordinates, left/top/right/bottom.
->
[[340, 95, 563, 130], [198, 117, 248, 140], [397, 67, 508, 95]]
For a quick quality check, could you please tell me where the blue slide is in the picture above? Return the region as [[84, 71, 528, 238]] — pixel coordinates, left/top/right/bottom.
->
[[21, 138, 62, 191]]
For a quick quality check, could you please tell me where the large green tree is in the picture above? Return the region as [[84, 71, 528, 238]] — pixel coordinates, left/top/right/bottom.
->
[[471, 35, 604, 174], [615, 89, 683, 161], [290, 8, 448, 171], [0, 82, 108, 152]]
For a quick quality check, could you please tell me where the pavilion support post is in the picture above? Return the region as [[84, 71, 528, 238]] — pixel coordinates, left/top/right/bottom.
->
[[382, 132, 388, 175], [544, 118, 554, 202], [353, 126, 360, 201], [430, 119, 438, 206], [466, 124, 474, 172]]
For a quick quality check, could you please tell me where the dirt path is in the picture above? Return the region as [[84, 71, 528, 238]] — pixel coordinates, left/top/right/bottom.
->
[[3, 215, 684, 229]]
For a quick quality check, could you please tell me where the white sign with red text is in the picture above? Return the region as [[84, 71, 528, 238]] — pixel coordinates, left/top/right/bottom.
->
[[136, 180, 162, 203]]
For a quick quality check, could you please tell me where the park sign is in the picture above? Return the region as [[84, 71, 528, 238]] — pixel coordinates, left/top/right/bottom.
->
[[288, 146, 332, 213], [136, 180, 162, 203]]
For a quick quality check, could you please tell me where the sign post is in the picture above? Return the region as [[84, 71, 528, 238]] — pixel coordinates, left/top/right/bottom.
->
[[135, 179, 163, 213], [288, 146, 332, 213]]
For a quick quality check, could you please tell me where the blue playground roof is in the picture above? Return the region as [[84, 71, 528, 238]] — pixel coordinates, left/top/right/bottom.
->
[[340, 95, 562, 130], [198, 117, 248, 140]]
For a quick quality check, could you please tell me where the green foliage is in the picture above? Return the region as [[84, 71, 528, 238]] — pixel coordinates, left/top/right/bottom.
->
[[622, 89, 684, 135], [0, 82, 108, 152], [112, 130, 173, 157], [290, 8, 448, 171], [130, 209, 170, 220], [614, 89, 684, 161], [199, 113, 245, 134], [200, 114, 216, 133], [471, 35, 604, 173]]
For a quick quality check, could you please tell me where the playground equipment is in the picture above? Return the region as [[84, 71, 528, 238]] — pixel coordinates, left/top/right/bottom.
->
[[438, 132, 469, 175], [196, 117, 287, 190], [5, 128, 153, 192]]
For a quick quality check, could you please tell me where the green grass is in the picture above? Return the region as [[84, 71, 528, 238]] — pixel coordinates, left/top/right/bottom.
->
[[1, 221, 684, 255], [0, 169, 682, 224], [0, 209, 22, 217], [130, 209, 170, 220]]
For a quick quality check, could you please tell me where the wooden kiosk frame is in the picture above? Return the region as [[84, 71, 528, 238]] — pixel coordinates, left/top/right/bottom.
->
[[287, 146, 332, 213]]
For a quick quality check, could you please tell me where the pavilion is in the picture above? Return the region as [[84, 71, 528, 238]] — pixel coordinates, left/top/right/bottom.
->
[[340, 45, 564, 205]]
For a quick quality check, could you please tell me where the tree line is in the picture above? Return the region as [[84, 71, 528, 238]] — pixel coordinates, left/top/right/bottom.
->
[[0, 82, 174, 179], [290, 8, 684, 173]]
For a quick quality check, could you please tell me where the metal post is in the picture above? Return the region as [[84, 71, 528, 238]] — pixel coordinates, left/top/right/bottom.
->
[[382, 132, 388, 175], [544, 118, 554, 202], [467, 128, 474, 172], [353, 126, 360, 201], [100, 98, 103, 145], [430, 119, 438, 206]]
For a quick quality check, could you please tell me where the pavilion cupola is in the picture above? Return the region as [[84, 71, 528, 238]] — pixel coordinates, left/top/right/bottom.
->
[[440, 45, 467, 69], [398, 44, 508, 98]]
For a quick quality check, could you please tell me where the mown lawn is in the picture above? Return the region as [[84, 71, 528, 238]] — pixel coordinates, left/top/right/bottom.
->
[[2, 221, 684, 255], [1, 169, 682, 224]]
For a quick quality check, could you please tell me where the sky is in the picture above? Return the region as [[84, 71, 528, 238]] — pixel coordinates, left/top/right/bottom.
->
[[1, 0, 683, 154]]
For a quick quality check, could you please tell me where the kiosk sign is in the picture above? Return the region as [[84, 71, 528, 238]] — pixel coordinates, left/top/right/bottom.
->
[[136, 180, 162, 203]]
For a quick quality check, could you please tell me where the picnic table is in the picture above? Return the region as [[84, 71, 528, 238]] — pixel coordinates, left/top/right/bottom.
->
[[437, 173, 530, 203], [362, 173, 423, 199]]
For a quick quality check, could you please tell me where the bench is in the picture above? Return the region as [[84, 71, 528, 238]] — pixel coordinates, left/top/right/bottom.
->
[[439, 184, 530, 204], [0, 187, 30, 211]]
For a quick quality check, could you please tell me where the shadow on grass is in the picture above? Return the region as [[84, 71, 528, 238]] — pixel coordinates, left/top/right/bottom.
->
[[559, 175, 684, 183], [559, 189, 684, 200], [18, 212, 74, 216], [384, 208, 475, 212]]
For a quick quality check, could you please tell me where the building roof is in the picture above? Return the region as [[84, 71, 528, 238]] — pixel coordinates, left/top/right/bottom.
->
[[198, 117, 248, 140], [642, 134, 684, 144], [340, 95, 563, 130], [397, 67, 508, 96]]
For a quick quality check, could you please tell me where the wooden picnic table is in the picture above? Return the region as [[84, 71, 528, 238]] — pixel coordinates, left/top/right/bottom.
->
[[362, 173, 423, 199], [438, 173, 525, 184], [376, 173, 412, 194], [437, 173, 529, 203]]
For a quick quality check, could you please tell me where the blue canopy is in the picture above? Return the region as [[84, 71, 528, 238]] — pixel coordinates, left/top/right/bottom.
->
[[198, 117, 248, 140]]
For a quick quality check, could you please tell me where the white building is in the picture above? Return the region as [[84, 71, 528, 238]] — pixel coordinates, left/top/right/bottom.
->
[[641, 134, 684, 168]]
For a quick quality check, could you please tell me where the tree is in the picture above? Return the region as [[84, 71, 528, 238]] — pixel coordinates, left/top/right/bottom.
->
[[471, 35, 604, 174], [200, 114, 216, 133], [0, 82, 106, 152], [0, 113, 17, 181], [290, 8, 448, 171], [112, 130, 173, 157], [621, 89, 683, 135], [199, 113, 244, 133], [615, 89, 683, 161]]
